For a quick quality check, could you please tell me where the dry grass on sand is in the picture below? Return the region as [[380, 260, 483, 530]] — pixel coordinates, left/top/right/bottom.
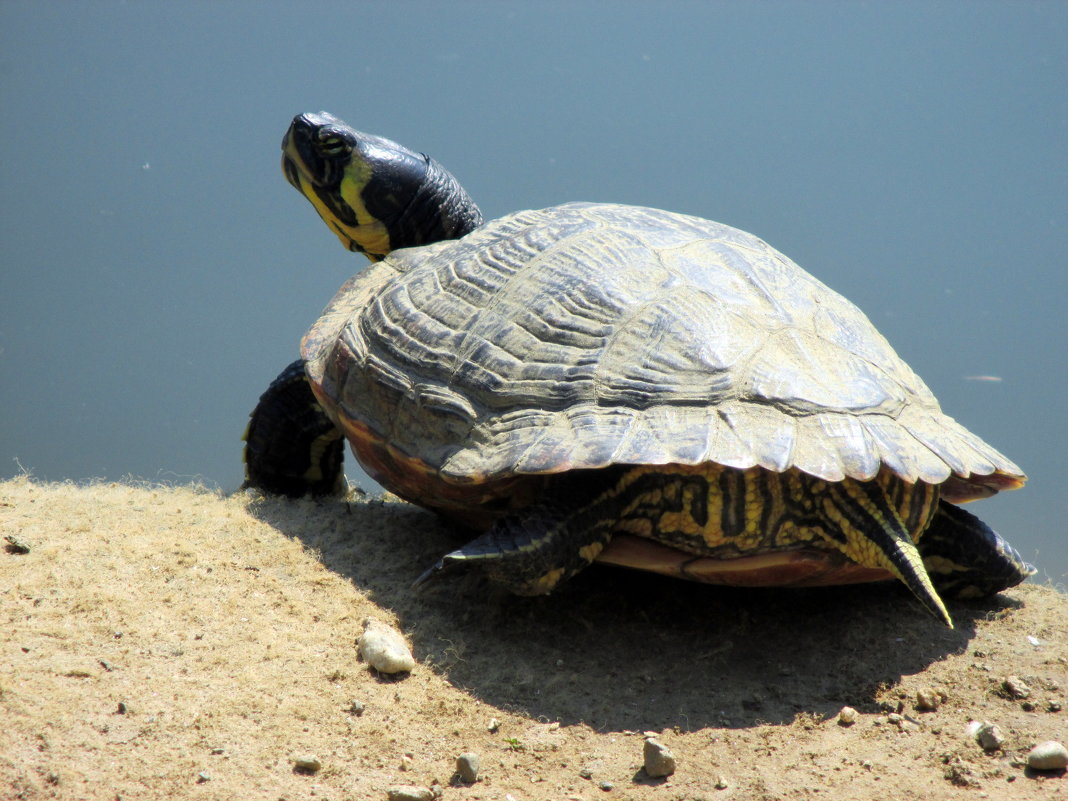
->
[[2, 477, 1065, 800]]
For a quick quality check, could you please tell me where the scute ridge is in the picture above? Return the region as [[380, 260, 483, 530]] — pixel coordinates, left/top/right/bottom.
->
[[304, 203, 1023, 500]]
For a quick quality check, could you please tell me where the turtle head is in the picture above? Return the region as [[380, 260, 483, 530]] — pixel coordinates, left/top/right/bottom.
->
[[282, 112, 483, 261]]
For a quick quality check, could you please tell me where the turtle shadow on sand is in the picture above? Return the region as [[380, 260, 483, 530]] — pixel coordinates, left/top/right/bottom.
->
[[245, 491, 1018, 734]]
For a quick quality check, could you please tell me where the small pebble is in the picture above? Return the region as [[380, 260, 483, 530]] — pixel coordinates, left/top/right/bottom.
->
[[1002, 676, 1031, 699], [975, 723, 1004, 752], [292, 755, 322, 774], [348, 699, 365, 716], [4, 535, 31, 554], [487, 717, 500, 733], [1048, 700, 1062, 713], [1026, 741, 1068, 771], [358, 618, 416, 674], [456, 752, 480, 783], [386, 786, 433, 801], [715, 775, 729, 789], [915, 688, 941, 711], [838, 706, 858, 726], [196, 772, 211, 783], [116, 701, 129, 715], [599, 780, 614, 791], [643, 737, 676, 778]]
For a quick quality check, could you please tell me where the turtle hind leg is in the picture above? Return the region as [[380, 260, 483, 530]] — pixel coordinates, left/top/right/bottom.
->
[[919, 500, 1036, 599], [416, 470, 625, 595], [243, 359, 345, 498]]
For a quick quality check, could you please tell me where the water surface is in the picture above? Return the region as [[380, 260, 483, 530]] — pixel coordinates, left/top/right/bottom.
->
[[2, 2, 1064, 583]]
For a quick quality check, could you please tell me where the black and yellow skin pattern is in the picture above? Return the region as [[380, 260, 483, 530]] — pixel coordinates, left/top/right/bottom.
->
[[423, 463, 1031, 628], [243, 359, 346, 497], [281, 112, 483, 260], [918, 501, 1035, 600], [245, 116, 482, 496]]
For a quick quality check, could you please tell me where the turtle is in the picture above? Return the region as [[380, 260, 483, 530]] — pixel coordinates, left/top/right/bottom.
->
[[244, 111, 1034, 628]]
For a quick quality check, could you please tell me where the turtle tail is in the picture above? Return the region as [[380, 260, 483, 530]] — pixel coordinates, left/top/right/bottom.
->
[[243, 359, 346, 497], [819, 480, 954, 627]]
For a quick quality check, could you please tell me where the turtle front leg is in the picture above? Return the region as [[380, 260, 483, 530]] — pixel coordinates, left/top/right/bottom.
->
[[416, 471, 624, 594], [243, 359, 346, 497]]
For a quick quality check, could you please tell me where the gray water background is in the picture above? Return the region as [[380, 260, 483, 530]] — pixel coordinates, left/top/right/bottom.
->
[[2, 2, 1065, 585]]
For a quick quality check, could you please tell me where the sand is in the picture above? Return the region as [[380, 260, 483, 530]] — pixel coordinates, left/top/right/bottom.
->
[[2, 476, 1065, 800]]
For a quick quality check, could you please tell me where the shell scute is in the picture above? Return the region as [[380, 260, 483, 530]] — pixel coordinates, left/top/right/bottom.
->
[[303, 202, 1024, 497]]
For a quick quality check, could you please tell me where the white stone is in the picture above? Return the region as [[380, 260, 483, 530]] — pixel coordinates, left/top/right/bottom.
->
[[357, 618, 416, 674], [643, 737, 676, 777], [1027, 741, 1068, 771]]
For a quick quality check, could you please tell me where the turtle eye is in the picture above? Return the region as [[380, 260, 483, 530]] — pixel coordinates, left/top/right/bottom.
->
[[317, 128, 353, 158]]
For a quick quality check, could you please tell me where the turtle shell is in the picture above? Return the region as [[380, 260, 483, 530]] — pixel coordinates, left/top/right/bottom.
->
[[302, 202, 1023, 519]]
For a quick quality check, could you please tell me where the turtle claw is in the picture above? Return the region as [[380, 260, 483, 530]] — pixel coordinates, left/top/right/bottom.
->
[[412, 559, 445, 588], [412, 552, 465, 588]]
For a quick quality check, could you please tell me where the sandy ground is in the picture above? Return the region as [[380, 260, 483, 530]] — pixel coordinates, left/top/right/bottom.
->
[[2, 476, 1065, 800]]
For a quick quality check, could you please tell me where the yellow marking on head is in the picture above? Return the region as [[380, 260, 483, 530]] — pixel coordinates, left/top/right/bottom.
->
[[292, 171, 354, 249], [291, 156, 392, 257], [339, 158, 393, 256], [337, 159, 372, 214]]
